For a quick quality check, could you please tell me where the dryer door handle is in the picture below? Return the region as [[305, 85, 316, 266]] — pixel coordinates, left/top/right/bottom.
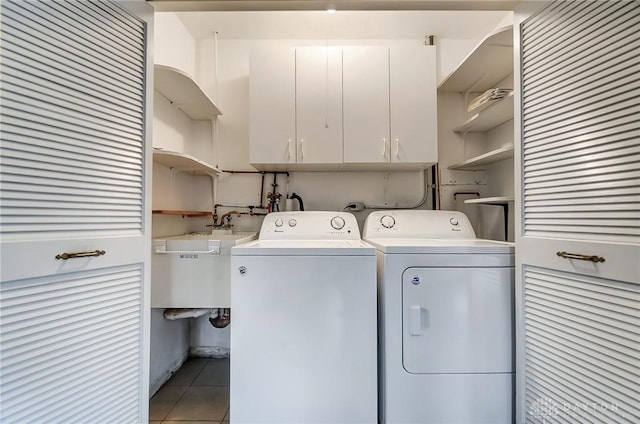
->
[[409, 305, 424, 336]]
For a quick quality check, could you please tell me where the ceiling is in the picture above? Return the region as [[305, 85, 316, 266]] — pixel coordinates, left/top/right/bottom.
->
[[174, 9, 510, 40], [149, 0, 520, 12]]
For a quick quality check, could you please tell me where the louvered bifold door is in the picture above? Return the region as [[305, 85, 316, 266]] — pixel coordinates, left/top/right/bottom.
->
[[518, 1, 640, 423], [0, 1, 152, 423], [0, 0, 145, 238], [521, 1, 640, 244]]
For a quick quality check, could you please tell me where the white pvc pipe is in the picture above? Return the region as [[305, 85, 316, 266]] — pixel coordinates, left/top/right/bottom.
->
[[163, 308, 211, 320]]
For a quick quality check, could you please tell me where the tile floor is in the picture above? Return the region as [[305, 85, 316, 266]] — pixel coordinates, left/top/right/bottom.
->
[[149, 358, 230, 424]]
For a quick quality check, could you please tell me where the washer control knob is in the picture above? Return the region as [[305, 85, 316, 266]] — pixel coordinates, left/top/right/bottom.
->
[[288, 219, 297, 227], [330, 216, 345, 230], [380, 215, 396, 229], [274, 218, 284, 227], [450, 217, 459, 226]]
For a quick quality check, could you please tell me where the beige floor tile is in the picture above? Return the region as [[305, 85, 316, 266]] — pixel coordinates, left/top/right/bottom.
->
[[192, 358, 230, 386], [164, 386, 229, 421], [148, 421, 162, 424], [165, 358, 208, 386], [148, 385, 188, 421]]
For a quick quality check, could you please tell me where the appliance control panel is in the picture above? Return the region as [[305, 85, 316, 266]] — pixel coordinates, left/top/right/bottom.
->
[[260, 211, 361, 240], [363, 210, 476, 239]]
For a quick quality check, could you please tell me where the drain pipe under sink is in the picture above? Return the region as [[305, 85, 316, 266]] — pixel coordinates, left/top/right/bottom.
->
[[209, 308, 231, 328]]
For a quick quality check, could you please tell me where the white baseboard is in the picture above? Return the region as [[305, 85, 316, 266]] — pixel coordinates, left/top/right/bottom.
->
[[189, 345, 230, 358]]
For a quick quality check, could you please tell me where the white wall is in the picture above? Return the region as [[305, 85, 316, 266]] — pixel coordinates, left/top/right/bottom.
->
[[190, 314, 231, 357], [154, 13, 197, 78], [149, 309, 190, 396]]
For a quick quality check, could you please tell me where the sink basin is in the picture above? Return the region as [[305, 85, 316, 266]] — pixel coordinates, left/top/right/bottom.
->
[[211, 229, 233, 235]]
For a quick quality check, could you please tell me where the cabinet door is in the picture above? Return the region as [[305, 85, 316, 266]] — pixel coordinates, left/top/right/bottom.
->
[[249, 46, 295, 164], [343, 46, 390, 164], [295, 47, 343, 164], [390, 46, 438, 164]]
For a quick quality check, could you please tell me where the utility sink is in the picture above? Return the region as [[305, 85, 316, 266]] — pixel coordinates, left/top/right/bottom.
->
[[151, 231, 257, 308]]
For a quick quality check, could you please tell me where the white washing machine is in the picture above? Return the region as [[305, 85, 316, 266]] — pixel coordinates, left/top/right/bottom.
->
[[230, 211, 377, 424], [363, 210, 514, 424]]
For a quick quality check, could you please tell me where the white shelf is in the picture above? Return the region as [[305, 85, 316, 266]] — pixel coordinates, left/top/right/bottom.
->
[[454, 93, 514, 133], [439, 26, 513, 93], [153, 149, 223, 175], [449, 145, 514, 170], [464, 196, 514, 205], [154, 65, 222, 119]]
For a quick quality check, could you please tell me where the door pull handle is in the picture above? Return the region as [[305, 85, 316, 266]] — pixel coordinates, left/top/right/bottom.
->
[[556, 251, 605, 263], [56, 250, 106, 260]]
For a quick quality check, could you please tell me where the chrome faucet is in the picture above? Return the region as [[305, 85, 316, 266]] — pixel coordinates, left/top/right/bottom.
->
[[217, 210, 241, 229]]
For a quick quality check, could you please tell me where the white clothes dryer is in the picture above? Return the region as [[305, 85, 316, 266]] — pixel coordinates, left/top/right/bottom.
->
[[230, 211, 377, 424], [364, 210, 515, 424]]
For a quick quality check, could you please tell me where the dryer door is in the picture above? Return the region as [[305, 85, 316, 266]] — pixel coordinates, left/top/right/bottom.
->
[[402, 266, 514, 374]]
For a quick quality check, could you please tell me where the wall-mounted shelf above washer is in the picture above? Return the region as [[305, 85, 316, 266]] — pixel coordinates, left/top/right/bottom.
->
[[153, 149, 223, 175], [454, 93, 514, 133], [154, 64, 222, 119], [439, 26, 513, 93], [448, 145, 514, 171]]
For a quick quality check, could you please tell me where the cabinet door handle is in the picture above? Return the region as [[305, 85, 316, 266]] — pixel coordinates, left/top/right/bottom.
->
[[287, 139, 293, 160], [381, 138, 387, 158], [299, 139, 304, 161], [556, 251, 605, 263], [395, 138, 400, 158], [56, 250, 106, 260]]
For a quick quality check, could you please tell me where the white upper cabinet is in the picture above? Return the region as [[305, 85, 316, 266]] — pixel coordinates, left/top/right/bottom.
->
[[343, 46, 390, 164], [296, 46, 343, 164], [389, 46, 438, 164], [250, 43, 437, 170], [344, 45, 437, 167], [250, 46, 341, 168], [249, 46, 296, 165]]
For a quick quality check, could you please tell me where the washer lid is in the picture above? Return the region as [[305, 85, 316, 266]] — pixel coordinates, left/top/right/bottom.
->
[[231, 239, 375, 256], [364, 238, 514, 254]]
